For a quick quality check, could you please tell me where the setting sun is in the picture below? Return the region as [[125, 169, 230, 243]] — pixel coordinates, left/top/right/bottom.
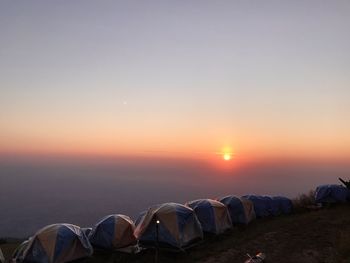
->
[[221, 146, 233, 161], [223, 153, 231, 161]]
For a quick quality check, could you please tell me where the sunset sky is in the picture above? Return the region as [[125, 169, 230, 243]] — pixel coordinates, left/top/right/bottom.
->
[[1, 1, 349, 162]]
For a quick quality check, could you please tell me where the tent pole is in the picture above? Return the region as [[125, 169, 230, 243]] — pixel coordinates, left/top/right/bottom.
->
[[155, 219, 160, 263]]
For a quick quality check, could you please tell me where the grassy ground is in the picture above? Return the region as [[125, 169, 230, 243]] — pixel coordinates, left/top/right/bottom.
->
[[0, 237, 24, 262], [1, 204, 350, 263]]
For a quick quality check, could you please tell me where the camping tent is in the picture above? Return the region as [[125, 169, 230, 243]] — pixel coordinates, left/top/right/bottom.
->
[[218, 195, 256, 224], [242, 195, 272, 218], [262, 196, 280, 216], [315, 184, 349, 203], [89, 214, 137, 250], [186, 199, 232, 234], [0, 247, 5, 263], [271, 196, 293, 214], [12, 224, 93, 263], [11, 240, 29, 263], [82, 227, 92, 237], [134, 202, 203, 249]]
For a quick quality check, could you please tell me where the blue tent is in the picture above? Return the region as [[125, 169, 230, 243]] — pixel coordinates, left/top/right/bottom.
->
[[271, 196, 293, 214], [135, 203, 203, 249], [186, 199, 232, 234], [262, 196, 280, 216], [218, 195, 256, 224], [11, 240, 29, 263], [315, 184, 349, 203], [242, 195, 272, 218], [12, 224, 93, 263], [82, 227, 92, 237], [89, 214, 137, 250]]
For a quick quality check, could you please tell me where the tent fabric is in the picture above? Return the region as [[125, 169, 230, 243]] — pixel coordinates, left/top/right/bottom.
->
[[242, 195, 273, 218], [89, 214, 137, 250], [271, 196, 293, 214], [263, 196, 280, 216], [315, 184, 349, 203], [218, 195, 256, 224], [134, 202, 203, 249], [0, 247, 4, 263], [12, 224, 93, 263], [134, 210, 147, 226], [186, 199, 232, 234], [81, 227, 92, 237], [11, 240, 29, 263]]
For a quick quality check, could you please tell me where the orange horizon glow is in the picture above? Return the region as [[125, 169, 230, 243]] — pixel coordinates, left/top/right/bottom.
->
[[1, 99, 350, 164], [1, 145, 350, 174], [1, 135, 350, 164], [1, 117, 350, 165]]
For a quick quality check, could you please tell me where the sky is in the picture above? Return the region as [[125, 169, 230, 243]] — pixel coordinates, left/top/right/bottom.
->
[[1, 0, 350, 163]]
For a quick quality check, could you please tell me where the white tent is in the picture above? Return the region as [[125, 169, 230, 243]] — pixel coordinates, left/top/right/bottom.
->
[[0, 247, 5, 263]]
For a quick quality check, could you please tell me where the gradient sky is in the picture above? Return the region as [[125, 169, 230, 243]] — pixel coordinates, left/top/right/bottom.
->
[[1, 1, 350, 162]]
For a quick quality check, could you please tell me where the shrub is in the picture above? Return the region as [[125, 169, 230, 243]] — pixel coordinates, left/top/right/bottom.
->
[[292, 190, 316, 213]]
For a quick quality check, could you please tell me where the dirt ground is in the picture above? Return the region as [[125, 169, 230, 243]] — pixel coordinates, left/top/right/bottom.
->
[[1, 204, 350, 263]]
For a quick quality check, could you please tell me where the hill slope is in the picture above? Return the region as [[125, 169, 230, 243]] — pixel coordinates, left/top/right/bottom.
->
[[1, 205, 349, 263]]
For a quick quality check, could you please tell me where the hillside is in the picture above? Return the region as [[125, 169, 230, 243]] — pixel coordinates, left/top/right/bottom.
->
[[1, 204, 349, 263]]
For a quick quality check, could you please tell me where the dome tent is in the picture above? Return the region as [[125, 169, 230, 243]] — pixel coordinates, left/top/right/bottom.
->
[[242, 195, 272, 218], [11, 240, 29, 262], [81, 227, 92, 237], [186, 199, 232, 234], [134, 210, 147, 226], [12, 224, 93, 263], [218, 195, 256, 224], [134, 203, 203, 250], [89, 214, 137, 250], [271, 196, 293, 214], [315, 184, 349, 204], [263, 195, 280, 216], [0, 247, 4, 263]]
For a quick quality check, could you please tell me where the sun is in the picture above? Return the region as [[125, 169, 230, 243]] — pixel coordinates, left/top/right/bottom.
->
[[221, 146, 233, 161], [223, 153, 231, 161], [216, 146, 234, 162]]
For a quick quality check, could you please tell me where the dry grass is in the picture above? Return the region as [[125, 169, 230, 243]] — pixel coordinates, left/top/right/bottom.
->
[[336, 227, 350, 262], [292, 190, 316, 212], [0, 242, 20, 262]]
